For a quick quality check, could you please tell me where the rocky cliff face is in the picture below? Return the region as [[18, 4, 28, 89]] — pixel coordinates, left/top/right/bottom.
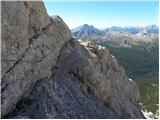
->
[[1, 1, 145, 119]]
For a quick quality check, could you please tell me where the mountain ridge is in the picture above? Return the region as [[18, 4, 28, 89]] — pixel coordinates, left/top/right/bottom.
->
[[72, 24, 159, 35]]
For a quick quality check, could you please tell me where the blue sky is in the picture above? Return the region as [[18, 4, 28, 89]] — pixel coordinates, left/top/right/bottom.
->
[[43, 0, 159, 29]]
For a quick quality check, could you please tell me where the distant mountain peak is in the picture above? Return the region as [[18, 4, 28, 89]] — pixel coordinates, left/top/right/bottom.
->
[[71, 24, 106, 39], [72, 24, 98, 31]]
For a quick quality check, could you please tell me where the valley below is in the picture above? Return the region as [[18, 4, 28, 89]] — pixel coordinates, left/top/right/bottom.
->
[[107, 45, 159, 118]]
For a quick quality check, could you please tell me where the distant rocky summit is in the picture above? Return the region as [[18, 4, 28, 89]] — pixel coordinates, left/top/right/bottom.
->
[[136, 28, 159, 43], [1, 1, 145, 119], [72, 24, 106, 40]]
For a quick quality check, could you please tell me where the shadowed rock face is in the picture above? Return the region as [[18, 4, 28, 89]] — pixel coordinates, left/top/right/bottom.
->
[[1, 1, 145, 119]]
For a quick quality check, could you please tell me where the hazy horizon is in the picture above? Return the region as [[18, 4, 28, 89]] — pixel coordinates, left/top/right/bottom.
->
[[44, 1, 158, 29], [70, 24, 159, 30]]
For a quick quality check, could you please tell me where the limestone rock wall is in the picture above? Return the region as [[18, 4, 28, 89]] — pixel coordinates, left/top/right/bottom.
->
[[1, 1, 71, 117]]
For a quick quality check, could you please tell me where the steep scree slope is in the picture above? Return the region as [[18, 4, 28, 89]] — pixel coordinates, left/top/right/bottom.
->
[[1, 1, 145, 119]]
